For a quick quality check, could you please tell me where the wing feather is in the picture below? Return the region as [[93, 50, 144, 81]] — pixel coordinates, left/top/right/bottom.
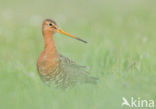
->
[[55, 54, 98, 88]]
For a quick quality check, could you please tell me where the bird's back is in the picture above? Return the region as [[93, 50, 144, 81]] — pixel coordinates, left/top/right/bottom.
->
[[54, 55, 98, 88]]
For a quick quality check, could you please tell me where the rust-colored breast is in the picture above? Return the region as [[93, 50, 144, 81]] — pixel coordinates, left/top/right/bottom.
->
[[37, 47, 60, 84]]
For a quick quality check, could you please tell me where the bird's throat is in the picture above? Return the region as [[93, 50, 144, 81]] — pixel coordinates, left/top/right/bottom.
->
[[43, 32, 58, 56]]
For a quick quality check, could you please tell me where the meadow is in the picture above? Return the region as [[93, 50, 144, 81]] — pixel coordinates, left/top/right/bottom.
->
[[0, 0, 156, 109]]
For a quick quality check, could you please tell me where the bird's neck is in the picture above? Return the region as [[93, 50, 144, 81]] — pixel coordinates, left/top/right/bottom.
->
[[43, 31, 57, 54]]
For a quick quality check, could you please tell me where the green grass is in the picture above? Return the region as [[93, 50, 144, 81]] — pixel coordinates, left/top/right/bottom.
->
[[0, 0, 156, 109]]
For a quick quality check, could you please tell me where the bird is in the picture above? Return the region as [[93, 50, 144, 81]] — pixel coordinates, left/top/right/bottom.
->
[[37, 19, 98, 88]]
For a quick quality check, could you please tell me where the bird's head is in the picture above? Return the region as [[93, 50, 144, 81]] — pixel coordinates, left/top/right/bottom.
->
[[42, 19, 87, 43]]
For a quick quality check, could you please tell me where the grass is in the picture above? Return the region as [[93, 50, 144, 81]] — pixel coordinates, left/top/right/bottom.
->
[[0, 0, 156, 109]]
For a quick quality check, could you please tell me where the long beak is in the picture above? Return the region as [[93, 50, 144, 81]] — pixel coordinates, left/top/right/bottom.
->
[[56, 28, 87, 43]]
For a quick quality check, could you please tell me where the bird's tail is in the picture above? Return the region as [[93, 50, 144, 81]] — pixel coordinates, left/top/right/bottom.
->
[[85, 76, 98, 84]]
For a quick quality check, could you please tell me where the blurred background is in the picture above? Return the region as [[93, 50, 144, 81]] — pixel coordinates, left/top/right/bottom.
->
[[0, 0, 156, 109]]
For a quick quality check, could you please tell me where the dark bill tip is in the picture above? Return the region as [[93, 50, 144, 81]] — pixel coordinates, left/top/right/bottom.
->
[[77, 37, 88, 44]]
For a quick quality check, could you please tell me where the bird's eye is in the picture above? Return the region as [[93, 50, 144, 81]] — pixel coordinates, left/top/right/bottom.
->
[[49, 23, 53, 26]]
